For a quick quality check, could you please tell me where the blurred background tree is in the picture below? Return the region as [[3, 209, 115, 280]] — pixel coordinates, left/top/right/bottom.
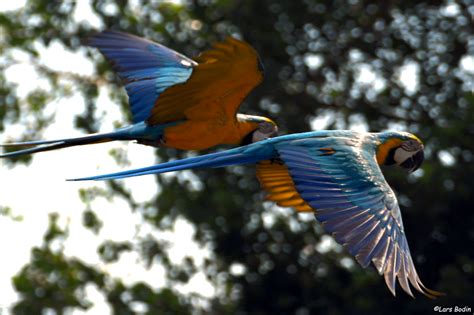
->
[[1, 0, 473, 314]]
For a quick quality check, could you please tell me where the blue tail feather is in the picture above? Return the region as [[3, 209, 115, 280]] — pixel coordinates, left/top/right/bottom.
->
[[0, 130, 129, 158], [67, 142, 275, 181], [0, 122, 170, 158]]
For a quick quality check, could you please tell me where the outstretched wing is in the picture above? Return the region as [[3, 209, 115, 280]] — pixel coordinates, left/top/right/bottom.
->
[[275, 137, 442, 298], [147, 37, 264, 124], [88, 31, 196, 123]]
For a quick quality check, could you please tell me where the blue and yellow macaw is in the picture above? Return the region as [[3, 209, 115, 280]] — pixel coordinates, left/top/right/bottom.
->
[[69, 130, 443, 298], [0, 31, 277, 157]]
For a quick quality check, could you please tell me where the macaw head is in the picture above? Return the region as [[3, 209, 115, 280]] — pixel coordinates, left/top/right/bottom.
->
[[376, 132, 425, 173], [237, 114, 278, 145]]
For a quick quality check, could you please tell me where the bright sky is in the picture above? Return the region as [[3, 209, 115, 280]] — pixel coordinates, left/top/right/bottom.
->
[[0, 1, 214, 314]]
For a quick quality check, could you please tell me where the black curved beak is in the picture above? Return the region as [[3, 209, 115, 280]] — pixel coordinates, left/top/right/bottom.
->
[[401, 150, 424, 173]]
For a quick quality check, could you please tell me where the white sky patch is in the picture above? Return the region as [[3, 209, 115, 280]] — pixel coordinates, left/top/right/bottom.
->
[[73, 0, 103, 28], [353, 64, 387, 103], [288, 216, 303, 233], [396, 61, 420, 96], [36, 41, 95, 76], [129, 301, 149, 314], [441, 2, 461, 17], [4, 62, 50, 98], [106, 251, 168, 286], [176, 272, 216, 298], [165, 218, 208, 265], [230, 262, 246, 276], [460, 55, 474, 74], [304, 53, 323, 70], [177, 170, 204, 192], [189, 19, 203, 31], [315, 235, 340, 254], [340, 257, 355, 270], [0, 0, 27, 12], [162, 218, 215, 298], [0, 215, 43, 304], [261, 202, 297, 229], [261, 210, 276, 228], [385, 121, 407, 131], [128, 0, 142, 14], [2, 48, 31, 64], [456, 55, 474, 91], [103, 2, 119, 16], [297, 211, 315, 223], [438, 150, 456, 167], [163, 0, 185, 4], [71, 283, 112, 315], [348, 114, 369, 132], [0, 147, 101, 306], [356, 64, 377, 85], [349, 49, 364, 63], [0, 4, 215, 311], [355, 64, 386, 92], [310, 112, 333, 130]]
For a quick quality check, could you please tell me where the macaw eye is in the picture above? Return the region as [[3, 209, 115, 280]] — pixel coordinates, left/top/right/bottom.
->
[[259, 122, 277, 135], [259, 122, 271, 132], [401, 139, 423, 152]]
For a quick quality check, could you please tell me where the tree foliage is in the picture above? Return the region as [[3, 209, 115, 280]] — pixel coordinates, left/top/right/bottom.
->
[[1, 0, 473, 314]]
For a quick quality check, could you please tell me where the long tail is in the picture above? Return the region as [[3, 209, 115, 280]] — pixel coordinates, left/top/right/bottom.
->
[[68, 142, 275, 181], [0, 130, 130, 158], [0, 122, 170, 158]]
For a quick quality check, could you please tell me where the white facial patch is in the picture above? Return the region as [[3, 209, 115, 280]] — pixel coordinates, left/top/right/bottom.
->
[[394, 147, 416, 165], [251, 122, 278, 143], [252, 130, 267, 143]]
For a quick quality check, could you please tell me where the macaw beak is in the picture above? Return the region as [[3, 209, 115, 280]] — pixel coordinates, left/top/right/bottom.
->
[[401, 150, 424, 173]]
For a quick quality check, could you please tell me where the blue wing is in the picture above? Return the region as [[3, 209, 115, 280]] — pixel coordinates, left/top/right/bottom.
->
[[275, 136, 442, 298], [89, 31, 196, 123]]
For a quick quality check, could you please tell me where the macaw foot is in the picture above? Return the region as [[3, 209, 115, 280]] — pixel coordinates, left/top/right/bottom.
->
[[269, 157, 284, 165], [136, 137, 165, 148]]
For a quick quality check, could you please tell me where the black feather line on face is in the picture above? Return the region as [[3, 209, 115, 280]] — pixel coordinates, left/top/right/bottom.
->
[[240, 131, 255, 146], [401, 140, 420, 152], [400, 149, 424, 172], [384, 147, 398, 166]]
